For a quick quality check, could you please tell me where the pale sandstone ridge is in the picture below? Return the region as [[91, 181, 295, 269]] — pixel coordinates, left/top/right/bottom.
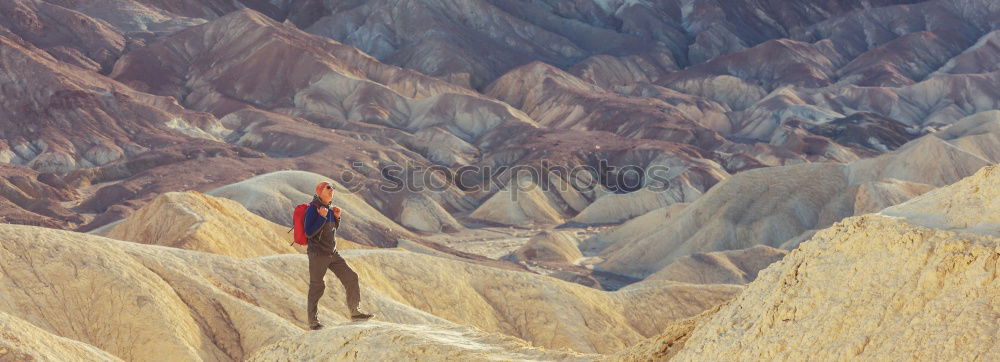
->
[[621, 165, 1000, 361], [207, 170, 417, 247], [610, 302, 728, 361], [673, 218, 1000, 360], [247, 321, 594, 361], [0, 223, 740, 360], [468, 177, 568, 226], [581, 203, 688, 255], [0, 223, 472, 361], [645, 245, 788, 285], [0, 224, 259, 362], [513, 230, 583, 264], [880, 165, 1000, 235], [0, 312, 123, 362], [205, 171, 520, 271], [106, 191, 303, 257], [397, 194, 464, 233], [344, 250, 741, 354], [571, 187, 693, 226]]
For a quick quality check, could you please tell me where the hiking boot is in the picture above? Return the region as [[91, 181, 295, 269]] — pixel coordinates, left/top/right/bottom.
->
[[350, 311, 373, 321], [309, 321, 324, 330]]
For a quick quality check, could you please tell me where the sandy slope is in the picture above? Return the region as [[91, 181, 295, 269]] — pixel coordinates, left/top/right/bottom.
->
[[0, 223, 738, 360], [880, 163, 1000, 235], [513, 230, 583, 264], [644, 245, 788, 285], [0, 311, 123, 362], [618, 165, 1000, 361], [247, 321, 594, 361]]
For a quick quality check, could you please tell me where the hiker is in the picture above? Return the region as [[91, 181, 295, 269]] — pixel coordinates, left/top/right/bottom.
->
[[304, 181, 372, 330]]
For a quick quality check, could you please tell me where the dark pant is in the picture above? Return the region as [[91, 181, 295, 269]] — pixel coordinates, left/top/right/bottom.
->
[[307, 251, 360, 324]]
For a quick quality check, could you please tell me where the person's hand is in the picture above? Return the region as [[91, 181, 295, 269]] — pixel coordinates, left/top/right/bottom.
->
[[332, 207, 341, 219], [317, 207, 328, 218]]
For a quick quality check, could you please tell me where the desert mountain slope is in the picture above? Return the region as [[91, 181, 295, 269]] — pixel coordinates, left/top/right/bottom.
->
[[101, 8, 575, 232], [481, 56, 882, 174], [110, 8, 534, 141], [4, 1, 1000, 360], [733, 70, 1000, 142], [0, 0, 128, 73], [5, 1, 1000, 236], [293, 0, 931, 88], [597, 112, 999, 278], [0, 25, 226, 174], [298, 0, 666, 88], [580, 203, 688, 255], [483, 61, 721, 144], [468, 127, 732, 226], [0, 20, 305, 231], [597, 162, 852, 278], [620, 164, 1000, 361]]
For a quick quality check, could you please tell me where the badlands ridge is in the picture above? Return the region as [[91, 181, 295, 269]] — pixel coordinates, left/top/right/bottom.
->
[[1, 164, 997, 361]]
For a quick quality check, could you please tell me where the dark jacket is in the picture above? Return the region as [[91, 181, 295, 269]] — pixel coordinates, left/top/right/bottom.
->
[[304, 195, 340, 255]]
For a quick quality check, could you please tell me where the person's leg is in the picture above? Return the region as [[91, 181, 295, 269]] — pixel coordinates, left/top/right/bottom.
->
[[306, 253, 332, 325], [327, 251, 361, 314]]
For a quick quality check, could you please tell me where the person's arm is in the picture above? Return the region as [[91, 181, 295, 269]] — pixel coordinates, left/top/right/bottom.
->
[[332, 206, 341, 228], [304, 204, 326, 238]]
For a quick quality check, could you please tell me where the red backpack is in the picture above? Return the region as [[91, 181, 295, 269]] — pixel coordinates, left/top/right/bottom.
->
[[290, 203, 311, 246]]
